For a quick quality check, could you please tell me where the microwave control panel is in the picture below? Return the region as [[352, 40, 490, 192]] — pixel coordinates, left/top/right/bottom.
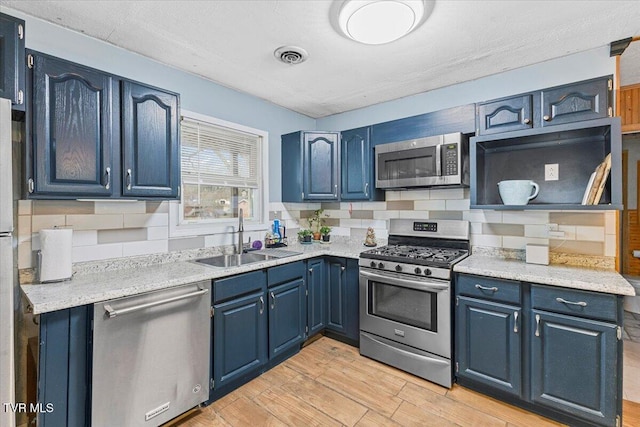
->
[[443, 143, 458, 176]]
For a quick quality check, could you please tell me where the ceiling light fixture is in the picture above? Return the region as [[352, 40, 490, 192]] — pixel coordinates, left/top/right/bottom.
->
[[332, 0, 434, 45]]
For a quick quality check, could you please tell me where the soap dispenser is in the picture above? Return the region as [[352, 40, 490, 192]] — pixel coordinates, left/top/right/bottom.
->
[[273, 219, 281, 243]]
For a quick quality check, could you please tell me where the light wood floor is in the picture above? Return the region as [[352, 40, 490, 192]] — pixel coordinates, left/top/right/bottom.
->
[[171, 336, 640, 427]]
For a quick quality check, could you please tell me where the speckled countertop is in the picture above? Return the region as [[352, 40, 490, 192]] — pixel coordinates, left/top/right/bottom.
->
[[21, 239, 373, 314], [454, 254, 636, 296]]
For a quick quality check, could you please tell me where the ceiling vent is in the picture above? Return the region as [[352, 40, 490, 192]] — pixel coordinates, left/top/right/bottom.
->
[[274, 46, 309, 65]]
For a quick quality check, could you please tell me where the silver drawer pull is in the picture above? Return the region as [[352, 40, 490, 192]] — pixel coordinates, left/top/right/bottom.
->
[[270, 291, 275, 309], [475, 284, 498, 292], [513, 311, 519, 334], [259, 296, 264, 314], [126, 168, 132, 190], [556, 297, 587, 307], [104, 287, 209, 318], [535, 314, 541, 337], [104, 167, 111, 190]]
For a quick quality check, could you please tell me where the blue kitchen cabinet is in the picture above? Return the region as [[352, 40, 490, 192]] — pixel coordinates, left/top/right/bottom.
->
[[340, 126, 382, 201], [456, 296, 522, 398], [38, 306, 92, 427], [0, 12, 25, 110], [28, 52, 117, 198], [307, 258, 326, 337], [268, 278, 306, 358], [325, 257, 359, 344], [476, 94, 534, 135], [121, 81, 180, 198], [281, 131, 339, 202]]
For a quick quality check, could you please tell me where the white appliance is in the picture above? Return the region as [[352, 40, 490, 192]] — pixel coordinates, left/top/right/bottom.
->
[[0, 98, 16, 426]]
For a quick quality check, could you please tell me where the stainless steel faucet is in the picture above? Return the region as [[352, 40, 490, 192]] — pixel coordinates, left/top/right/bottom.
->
[[237, 208, 244, 254]]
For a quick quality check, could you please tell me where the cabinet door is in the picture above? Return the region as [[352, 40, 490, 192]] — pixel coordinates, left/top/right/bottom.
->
[[541, 77, 611, 127], [340, 127, 370, 200], [38, 306, 92, 427], [121, 81, 179, 198], [268, 278, 305, 358], [456, 296, 522, 398], [213, 291, 267, 389], [326, 258, 347, 334], [0, 14, 25, 109], [303, 132, 339, 200], [531, 310, 618, 426], [477, 94, 533, 135], [31, 54, 115, 197], [307, 258, 326, 337]]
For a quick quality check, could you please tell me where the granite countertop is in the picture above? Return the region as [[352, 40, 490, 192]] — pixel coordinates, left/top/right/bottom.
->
[[21, 239, 373, 314], [454, 254, 636, 296]]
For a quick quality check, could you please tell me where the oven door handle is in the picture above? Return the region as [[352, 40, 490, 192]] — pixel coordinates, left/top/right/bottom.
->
[[360, 269, 449, 292]]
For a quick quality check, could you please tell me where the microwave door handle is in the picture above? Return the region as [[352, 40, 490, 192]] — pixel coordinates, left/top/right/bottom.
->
[[435, 143, 442, 176]]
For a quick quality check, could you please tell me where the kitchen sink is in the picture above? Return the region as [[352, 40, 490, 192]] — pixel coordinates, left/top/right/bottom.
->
[[196, 252, 272, 268]]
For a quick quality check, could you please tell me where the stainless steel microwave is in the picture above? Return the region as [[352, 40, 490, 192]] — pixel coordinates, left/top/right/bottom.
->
[[374, 133, 469, 189]]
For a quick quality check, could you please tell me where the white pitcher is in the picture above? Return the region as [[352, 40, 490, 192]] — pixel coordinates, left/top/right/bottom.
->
[[497, 180, 539, 205]]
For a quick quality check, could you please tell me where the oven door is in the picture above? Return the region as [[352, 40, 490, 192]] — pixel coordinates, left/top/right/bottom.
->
[[359, 267, 451, 358]]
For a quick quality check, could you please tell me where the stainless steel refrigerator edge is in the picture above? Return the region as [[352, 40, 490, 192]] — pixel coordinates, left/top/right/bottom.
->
[[0, 98, 16, 427]]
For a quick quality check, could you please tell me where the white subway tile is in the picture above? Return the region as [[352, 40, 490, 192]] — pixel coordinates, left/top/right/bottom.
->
[[66, 214, 123, 230], [342, 202, 363, 210], [18, 200, 32, 215], [430, 188, 465, 200], [147, 226, 169, 240], [32, 215, 66, 232], [373, 210, 401, 220], [362, 219, 388, 229], [604, 211, 617, 235], [576, 226, 605, 242], [122, 240, 169, 257], [400, 189, 431, 200], [94, 201, 146, 214], [361, 202, 387, 210], [502, 211, 549, 225], [502, 236, 549, 249], [524, 225, 549, 238], [470, 222, 483, 235], [17, 215, 31, 241], [414, 200, 446, 211], [341, 219, 363, 228], [72, 243, 123, 263], [204, 234, 234, 247], [557, 225, 576, 240], [72, 230, 98, 247], [463, 210, 502, 223], [445, 199, 470, 211], [18, 241, 32, 269], [604, 234, 617, 257], [123, 213, 168, 228], [385, 191, 402, 201], [471, 234, 502, 247], [331, 226, 351, 237], [399, 211, 427, 219]]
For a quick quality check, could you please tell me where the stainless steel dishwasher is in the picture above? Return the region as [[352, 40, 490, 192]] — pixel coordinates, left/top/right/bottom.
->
[[92, 281, 210, 426]]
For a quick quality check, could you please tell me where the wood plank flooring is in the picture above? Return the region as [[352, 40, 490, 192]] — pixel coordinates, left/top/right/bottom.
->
[[169, 336, 640, 427]]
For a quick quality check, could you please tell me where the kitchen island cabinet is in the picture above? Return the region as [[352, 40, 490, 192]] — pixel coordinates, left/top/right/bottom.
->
[[0, 12, 25, 110], [454, 258, 629, 427]]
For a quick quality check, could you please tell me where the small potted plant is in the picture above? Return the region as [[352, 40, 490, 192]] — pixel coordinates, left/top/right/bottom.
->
[[297, 229, 313, 243], [308, 208, 328, 240], [319, 225, 331, 243]]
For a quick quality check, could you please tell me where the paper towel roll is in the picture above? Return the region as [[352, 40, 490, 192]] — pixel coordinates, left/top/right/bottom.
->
[[39, 228, 73, 283]]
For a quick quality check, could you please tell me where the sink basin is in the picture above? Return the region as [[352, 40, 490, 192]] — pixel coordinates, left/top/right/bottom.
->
[[196, 252, 272, 268]]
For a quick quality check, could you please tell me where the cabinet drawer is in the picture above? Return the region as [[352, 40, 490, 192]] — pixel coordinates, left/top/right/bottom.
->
[[214, 270, 266, 303], [268, 261, 305, 287], [456, 274, 521, 305], [531, 285, 617, 322]]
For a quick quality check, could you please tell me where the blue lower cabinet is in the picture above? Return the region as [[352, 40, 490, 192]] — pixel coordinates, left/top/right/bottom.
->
[[213, 291, 268, 389], [456, 296, 522, 398], [326, 258, 347, 334], [268, 278, 306, 358], [531, 310, 618, 426], [38, 306, 92, 427], [307, 258, 326, 337]]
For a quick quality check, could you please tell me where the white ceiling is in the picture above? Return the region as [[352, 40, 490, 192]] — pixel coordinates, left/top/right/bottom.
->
[[4, 0, 640, 118]]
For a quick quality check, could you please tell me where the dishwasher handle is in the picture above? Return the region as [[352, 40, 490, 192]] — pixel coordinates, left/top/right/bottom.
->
[[104, 287, 209, 319]]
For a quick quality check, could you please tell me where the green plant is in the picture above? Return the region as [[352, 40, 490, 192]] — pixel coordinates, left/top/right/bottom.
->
[[297, 229, 312, 238], [319, 225, 331, 236], [307, 209, 329, 233]]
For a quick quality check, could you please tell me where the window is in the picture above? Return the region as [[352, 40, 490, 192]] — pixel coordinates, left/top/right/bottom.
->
[[169, 111, 269, 237]]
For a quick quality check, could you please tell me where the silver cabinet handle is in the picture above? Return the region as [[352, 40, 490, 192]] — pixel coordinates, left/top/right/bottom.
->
[[365, 182, 369, 197], [523, 118, 531, 125], [334, 184, 338, 197], [556, 297, 587, 307], [308, 268, 313, 274], [535, 314, 541, 337], [543, 115, 551, 121], [270, 291, 275, 309], [105, 167, 111, 190], [513, 311, 519, 333], [475, 284, 498, 292], [341, 266, 346, 271], [259, 296, 264, 314], [126, 168, 132, 190], [104, 287, 209, 319]]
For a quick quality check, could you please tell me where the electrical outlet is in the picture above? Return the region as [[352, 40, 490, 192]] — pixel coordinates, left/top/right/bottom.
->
[[545, 163, 559, 181]]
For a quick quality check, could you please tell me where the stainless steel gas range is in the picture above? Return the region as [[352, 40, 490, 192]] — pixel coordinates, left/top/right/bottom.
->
[[359, 219, 470, 388]]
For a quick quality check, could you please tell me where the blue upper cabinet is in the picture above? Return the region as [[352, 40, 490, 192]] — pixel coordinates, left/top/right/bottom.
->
[[121, 81, 180, 198], [477, 94, 534, 135], [340, 127, 383, 201], [28, 52, 116, 197], [281, 131, 339, 202], [0, 13, 25, 110]]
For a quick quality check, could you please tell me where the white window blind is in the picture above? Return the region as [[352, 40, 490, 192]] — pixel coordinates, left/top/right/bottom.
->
[[181, 117, 260, 188]]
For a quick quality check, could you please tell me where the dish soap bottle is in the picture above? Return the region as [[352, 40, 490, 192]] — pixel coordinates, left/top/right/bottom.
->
[[273, 219, 281, 243]]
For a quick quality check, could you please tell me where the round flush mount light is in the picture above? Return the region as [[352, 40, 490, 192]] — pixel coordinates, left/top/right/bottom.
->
[[332, 0, 434, 45]]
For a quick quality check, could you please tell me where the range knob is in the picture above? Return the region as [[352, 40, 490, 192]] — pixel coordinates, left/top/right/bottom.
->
[[377, 262, 385, 269], [414, 267, 422, 275], [370, 261, 376, 268], [424, 268, 432, 276], [395, 265, 402, 272]]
